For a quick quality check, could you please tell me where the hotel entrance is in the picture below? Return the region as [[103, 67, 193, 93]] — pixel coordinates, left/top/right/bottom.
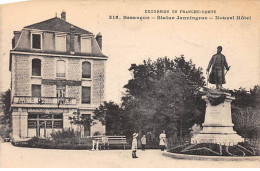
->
[[28, 113, 63, 137]]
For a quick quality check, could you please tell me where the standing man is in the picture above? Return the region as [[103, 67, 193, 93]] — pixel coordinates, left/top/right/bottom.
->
[[132, 133, 139, 158], [206, 46, 230, 89], [141, 135, 147, 151]]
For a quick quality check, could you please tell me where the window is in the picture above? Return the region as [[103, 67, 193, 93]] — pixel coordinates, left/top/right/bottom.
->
[[82, 87, 91, 104], [32, 85, 41, 97], [82, 61, 91, 78], [28, 114, 63, 129], [56, 60, 66, 78], [32, 59, 41, 76], [32, 34, 41, 49], [55, 35, 66, 51], [81, 38, 91, 53]]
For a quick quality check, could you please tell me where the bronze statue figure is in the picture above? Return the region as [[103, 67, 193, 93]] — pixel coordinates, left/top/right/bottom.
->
[[206, 46, 230, 89]]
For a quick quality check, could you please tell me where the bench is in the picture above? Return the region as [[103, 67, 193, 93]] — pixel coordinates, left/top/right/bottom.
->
[[92, 135, 128, 150]]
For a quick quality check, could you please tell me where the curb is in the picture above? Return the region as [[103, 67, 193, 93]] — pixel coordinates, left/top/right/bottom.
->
[[163, 151, 260, 161]]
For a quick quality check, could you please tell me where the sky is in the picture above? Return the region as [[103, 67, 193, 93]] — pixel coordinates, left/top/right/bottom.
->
[[0, 0, 259, 103]]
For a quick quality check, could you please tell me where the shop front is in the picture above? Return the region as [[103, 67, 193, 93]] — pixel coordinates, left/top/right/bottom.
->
[[27, 113, 63, 137]]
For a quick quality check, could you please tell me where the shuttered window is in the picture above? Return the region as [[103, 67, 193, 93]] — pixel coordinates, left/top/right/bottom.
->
[[56, 60, 66, 78], [55, 35, 66, 51], [81, 38, 91, 53]]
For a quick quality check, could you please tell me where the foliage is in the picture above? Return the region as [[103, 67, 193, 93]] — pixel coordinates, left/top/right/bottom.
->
[[68, 109, 95, 134], [122, 56, 206, 139], [50, 128, 80, 140], [25, 136, 93, 149], [230, 85, 260, 139], [93, 101, 132, 137], [0, 89, 11, 127], [0, 125, 11, 138]]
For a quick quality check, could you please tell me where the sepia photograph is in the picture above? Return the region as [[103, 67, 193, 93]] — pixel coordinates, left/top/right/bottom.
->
[[0, 0, 259, 168]]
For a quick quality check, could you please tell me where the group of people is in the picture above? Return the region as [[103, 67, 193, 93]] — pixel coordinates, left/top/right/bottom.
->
[[91, 133, 109, 151], [131, 130, 167, 159]]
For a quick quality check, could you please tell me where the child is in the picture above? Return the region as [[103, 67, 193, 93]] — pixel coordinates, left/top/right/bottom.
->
[[132, 133, 138, 158]]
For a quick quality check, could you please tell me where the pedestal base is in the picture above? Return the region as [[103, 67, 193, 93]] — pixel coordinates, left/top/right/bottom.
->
[[191, 93, 244, 146], [191, 133, 244, 146]]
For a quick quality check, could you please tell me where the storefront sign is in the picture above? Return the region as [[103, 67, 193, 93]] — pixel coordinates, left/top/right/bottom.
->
[[13, 96, 76, 105], [27, 108, 69, 113]]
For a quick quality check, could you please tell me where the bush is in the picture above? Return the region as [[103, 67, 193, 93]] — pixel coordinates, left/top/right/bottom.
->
[[0, 125, 11, 138], [50, 128, 80, 140]]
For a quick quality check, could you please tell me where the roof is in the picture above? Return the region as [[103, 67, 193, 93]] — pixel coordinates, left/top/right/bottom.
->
[[24, 17, 93, 35]]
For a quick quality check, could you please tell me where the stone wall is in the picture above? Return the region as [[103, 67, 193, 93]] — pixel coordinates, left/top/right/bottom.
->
[[92, 60, 105, 106], [67, 58, 81, 81], [14, 54, 30, 96], [43, 57, 55, 79]]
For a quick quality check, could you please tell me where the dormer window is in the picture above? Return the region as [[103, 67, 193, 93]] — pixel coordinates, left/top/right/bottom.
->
[[81, 37, 91, 53], [55, 34, 66, 52], [31, 33, 42, 49]]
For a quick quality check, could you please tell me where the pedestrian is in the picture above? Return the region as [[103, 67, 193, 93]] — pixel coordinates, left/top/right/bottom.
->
[[132, 133, 139, 158], [101, 133, 109, 150], [141, 135, 146, 151], [159, 130, 166, 151]]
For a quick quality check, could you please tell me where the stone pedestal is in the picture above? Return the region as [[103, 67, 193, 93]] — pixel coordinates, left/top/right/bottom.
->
[[191, 94, 244, 146]]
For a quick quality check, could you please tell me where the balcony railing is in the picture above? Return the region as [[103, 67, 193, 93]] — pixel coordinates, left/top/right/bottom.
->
[[13, 96, 77, 105]]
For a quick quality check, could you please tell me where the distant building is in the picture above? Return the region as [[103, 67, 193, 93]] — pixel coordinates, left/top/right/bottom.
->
[[9, 11, 107, 138]]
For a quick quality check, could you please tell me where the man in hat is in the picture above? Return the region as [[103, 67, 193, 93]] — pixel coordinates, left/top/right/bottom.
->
[[132, 133, 139, 158], [206, 46, 230, 89]]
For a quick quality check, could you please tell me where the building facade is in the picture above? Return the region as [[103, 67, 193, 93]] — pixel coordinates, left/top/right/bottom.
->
[[9, 12, 107, 138]]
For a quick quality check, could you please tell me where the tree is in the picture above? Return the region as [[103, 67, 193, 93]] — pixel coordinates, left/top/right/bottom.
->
[[122, 56, 206, 140], [0, 89, 11, 138], [93, 101, 132, 137], [68, 109, 95, 136], [0, 89, 11, 127], [231, 85, 260, 139]]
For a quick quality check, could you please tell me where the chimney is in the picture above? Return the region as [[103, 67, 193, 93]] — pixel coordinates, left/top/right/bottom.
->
[[61, 11, 66, 21], [96, 32, 102, 50], [13, 31, 21, 48], [70, 25, 75, 54]]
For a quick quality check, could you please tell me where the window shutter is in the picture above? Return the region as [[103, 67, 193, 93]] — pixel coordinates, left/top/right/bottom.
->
[[56, 60, 66, 77], [81, 38, 91, 53], [55, 36, 66, 51]]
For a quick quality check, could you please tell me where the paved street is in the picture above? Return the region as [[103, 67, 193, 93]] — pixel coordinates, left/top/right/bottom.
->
[[0, 143, 259, 168]]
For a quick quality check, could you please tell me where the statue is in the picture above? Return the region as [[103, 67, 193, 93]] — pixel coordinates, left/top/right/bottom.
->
[[206, 46, 230, 89]]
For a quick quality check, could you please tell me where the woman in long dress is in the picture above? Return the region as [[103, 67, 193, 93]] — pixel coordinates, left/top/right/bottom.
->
[[159, 130, 166, 151]]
